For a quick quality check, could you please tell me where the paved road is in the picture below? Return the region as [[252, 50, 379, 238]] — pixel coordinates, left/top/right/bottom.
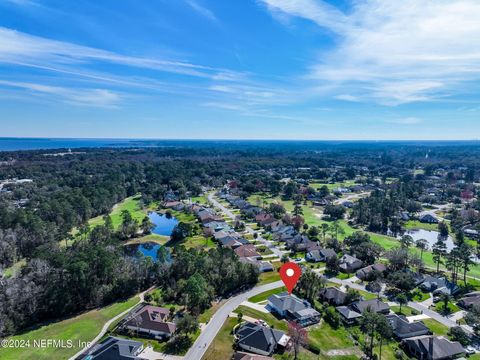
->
[[184, 280, 283, 360], [208, 193, 285, 258], [69, 286, 154, 360]]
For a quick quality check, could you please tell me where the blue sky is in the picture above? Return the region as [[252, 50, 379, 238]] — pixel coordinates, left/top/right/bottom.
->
[[0, 0, 480, 140]]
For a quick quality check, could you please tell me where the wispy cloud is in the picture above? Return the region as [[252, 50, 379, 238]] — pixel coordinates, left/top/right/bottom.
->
[[186, 0, 219, 23], [260, 0, 480, 105], [0, 80, 121, 108], [386, 117, 422, 125], [0, 27, 235, 79]]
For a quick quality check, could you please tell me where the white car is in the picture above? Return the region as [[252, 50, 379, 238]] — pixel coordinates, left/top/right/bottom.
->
[[465, 346, 475, 355]]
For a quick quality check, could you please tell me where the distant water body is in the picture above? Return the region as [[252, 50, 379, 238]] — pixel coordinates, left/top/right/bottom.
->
[[0, 138, 151, 151], [0, 138, 479, 152]]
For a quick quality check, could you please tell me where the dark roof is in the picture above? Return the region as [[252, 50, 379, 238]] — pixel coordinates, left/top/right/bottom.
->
[[268, 292, 309, 313], [336, 306, 362, 320], [386, 314, 430, 339], [356, 264, 387, 278], [403, 336, 465, 360], [236, 322, 286, 355], [319, 248, 337, 259], [319, 287, 347, 305], [124, 305, 176, 335], [83, 336, 144, 360], [458, 294, 480, 308], [351, 299, 390, 314]]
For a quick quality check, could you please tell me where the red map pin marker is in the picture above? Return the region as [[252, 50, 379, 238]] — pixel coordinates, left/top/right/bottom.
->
[[279, 262, 302, 294]]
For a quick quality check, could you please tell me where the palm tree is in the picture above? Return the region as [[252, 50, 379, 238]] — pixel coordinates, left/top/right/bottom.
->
[[439, 293, 451, 315], [415, 239, 429, 261], [396, 293, 408, 314], [376, 315, 393, 360]]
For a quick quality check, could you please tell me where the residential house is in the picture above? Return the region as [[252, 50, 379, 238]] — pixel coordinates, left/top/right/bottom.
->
[[458, 292, 480, 309], [419, 276, 459, 296], [402, 335, 465, 360], [350, 299, 390, 315], [319, 287, 347, 306], [234, 244, 261, 259], [336, 306, 363, 325], [356, 264, 387, 281], [336, 299, 390, 325], [123, 305, 176, 339], [205, 221, 231, 232], [240, 257, 274, 273], [386, 314, 430, 339], [235, 322, 290, 356], [81, 336, 146, 360], [418, 213, 439, 224], [267, 292, 320, 327], [285, 234, 311, 251], [306, 248, 336, 263], [339, 254, 363, 273]]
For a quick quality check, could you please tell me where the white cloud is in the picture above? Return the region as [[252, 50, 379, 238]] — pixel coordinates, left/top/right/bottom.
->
[[386, 117, 422, 125], [335, 94, 359, 102], [260, 0, 480, 105], [186, 1, 219, 23], [0, 27, 236, 79], [0, 80, 121, 107]]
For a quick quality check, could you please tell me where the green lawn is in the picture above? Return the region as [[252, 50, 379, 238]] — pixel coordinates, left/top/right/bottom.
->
[[124, 233, 170, 245], [411, 289, 431, 302], [201, 317, 236, 360], [423, 318, 449, 336], [81, 195, 146, 231], [309, 180, 357, 191], [258, 270, 281, 285], [390, 306, 418, 316], [170, 234, 216, 250], [248, 286, 286, 303], [0, 296, 140, 360], [235, 305, 287, 331], [69, 195, 147, 241], [308, 321, 354, 351], [434, 301, 460, 315], [404, 220, 440, 231]]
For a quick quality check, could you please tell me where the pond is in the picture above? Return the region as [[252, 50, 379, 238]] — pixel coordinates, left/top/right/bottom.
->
[[148, 211, 179, 236], [124, 242, 169, 262], [400, 229, 455, 251]]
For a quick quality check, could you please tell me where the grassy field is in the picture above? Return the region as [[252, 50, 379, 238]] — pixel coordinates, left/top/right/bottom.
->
[[248, 286, 286, 303], [309, 180, 357, 191], [124, 233, 170, 245], [308, 321, 354, 351], [404, 220, 440, 231], [0, 296, 140, 360], [258, 270, 281, 285], [390, 306, 418, 316], [434, 301, 460, 315], [423, 318, 449, 336], [235, 305, 288, 331], [201, 317, 236, 360]]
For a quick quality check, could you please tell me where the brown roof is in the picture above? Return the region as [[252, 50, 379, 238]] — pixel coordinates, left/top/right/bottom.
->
[[234, 244, 261, 258], [124, 305, 176, 335]]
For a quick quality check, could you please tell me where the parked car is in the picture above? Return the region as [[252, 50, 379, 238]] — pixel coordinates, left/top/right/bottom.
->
[[466, 346, 475, 355]]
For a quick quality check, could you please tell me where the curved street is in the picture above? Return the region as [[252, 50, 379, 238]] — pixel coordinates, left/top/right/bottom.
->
[[184, 280, 284, 360]]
